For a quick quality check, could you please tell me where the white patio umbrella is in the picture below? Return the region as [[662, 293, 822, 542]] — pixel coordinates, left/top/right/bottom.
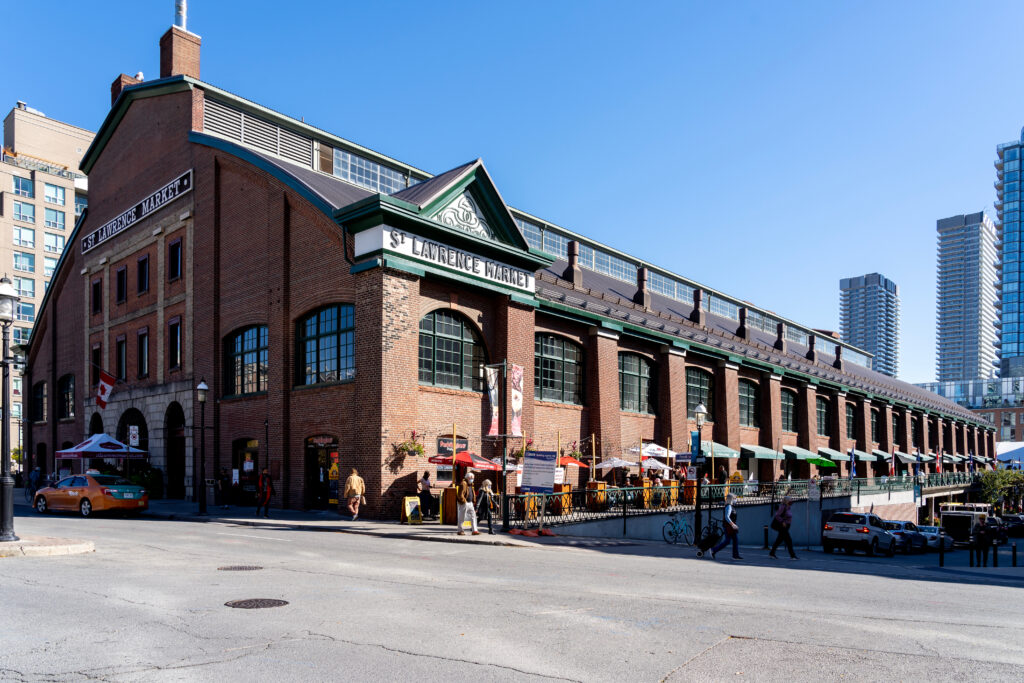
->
[[596, 457, 638, 469], [641, 457, 672, 472]]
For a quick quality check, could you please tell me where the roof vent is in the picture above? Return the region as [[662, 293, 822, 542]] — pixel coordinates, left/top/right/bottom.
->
[[175, 0, 187, 30]]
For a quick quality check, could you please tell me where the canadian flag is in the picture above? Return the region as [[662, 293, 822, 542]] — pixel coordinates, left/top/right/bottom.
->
[[95, 370, 116, 409]]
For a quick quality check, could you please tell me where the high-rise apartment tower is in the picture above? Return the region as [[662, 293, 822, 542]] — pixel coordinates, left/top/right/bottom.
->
[[997, 129, 1024, 376], [935, 211, 999, 382], [840, 273, 900, 377]]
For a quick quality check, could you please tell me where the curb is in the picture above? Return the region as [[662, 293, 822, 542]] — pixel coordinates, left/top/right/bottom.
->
[[0, 537, 95, 558]]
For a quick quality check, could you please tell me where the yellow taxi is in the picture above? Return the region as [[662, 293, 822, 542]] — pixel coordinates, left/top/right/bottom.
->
[[34, 471, 149, 517]]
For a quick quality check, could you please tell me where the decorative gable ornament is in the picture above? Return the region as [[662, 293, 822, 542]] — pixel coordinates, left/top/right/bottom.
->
[[436, 191, 495, 240]]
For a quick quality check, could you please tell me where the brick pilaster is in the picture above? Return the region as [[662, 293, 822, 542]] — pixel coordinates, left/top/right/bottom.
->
[[714, 361, 740, 452], [587, 328, 622, 460]]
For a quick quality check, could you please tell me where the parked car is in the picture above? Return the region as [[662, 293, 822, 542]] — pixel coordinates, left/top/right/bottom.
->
[[916, 525, 956, 551], [883, 520, 928, 553], [1000, 514, 1024, 538], [983, 518, 1009, 545], [822, 512, 896, 556], [34, 473, 149, 517]]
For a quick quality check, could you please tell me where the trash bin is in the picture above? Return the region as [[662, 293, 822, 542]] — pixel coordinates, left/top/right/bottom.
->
[[205, 479, 217, 507]]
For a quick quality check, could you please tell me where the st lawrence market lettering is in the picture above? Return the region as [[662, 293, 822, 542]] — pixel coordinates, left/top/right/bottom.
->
[[81, 169, 193, 254], [387, 228, 534, 292]]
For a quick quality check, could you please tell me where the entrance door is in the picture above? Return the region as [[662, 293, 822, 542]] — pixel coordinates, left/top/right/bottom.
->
[[304, 436, 339, 510], [164, 403, 187, 498], [232, 439, 260, 505]]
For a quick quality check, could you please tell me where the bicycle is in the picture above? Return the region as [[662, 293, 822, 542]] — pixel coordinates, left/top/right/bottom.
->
[[23, 483, 37, 504], [662, 511, 695, 546], [695, 518, 724, 557]]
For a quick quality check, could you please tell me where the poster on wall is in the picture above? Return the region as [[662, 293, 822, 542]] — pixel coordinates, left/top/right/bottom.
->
[[509, 364, 524, 437], [521, 450, 556, 494], [328, 451, 340, 505], [485, 366, 500, 436]]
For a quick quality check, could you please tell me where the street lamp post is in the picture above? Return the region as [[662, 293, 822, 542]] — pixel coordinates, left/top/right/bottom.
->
[[196, 379, 208, 515], [0, 277, 21, 542], [694, 402, 707, 544]]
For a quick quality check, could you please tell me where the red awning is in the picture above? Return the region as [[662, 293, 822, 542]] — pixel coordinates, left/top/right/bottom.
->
[[427, 451, 502, 471]]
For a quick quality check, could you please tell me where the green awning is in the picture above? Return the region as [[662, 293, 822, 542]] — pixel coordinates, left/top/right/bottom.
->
[[783, 445, 818, 460], [894, 452, 916, 465], [853, 449, 877, 461], [872, 449, 891, 460], [741, 444, 785, 460], [942, 454, 963, 463], [920, 453, 936, 462], [818, 447, 849, 461], [701, 441, 740, 458]]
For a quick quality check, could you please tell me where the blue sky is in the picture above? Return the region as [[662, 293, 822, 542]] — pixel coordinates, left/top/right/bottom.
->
[[4, 1, 1022, 383]]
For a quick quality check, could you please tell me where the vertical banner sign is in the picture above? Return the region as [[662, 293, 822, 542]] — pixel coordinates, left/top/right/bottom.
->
[[691, 430, 703, 464], [485, 367, 500, 436], [95, 370, 116, 409], [521, 450, 557, 494], [509, 363, 524, 437]]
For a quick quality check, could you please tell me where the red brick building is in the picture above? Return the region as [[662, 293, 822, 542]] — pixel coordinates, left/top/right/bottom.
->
[[24, 23, 996, 517]]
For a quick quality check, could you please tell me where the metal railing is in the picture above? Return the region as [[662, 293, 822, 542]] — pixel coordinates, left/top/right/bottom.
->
[[501, 476, 942, 530]]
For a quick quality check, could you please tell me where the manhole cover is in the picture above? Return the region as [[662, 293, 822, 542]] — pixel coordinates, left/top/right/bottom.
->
[[225, 599, 289, 609], [218, 566, 264, 571]]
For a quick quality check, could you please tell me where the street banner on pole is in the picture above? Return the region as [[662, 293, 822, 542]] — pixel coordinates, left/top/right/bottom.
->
[[509, 363, 523, 437], [521, 450, 556, 493], [485, 366, 500, 436], [691, 430, 704, 464]]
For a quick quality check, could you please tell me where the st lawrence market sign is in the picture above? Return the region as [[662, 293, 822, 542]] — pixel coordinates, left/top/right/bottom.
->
[[81, 170, 193, 254], [354, 225, 535, 294]]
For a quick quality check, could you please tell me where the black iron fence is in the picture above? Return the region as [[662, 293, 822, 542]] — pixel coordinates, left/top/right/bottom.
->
[[501, 475, 979, 530]]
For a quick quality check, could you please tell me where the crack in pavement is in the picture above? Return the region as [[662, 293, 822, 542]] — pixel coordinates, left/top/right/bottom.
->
[[659, 635, 731, 682]]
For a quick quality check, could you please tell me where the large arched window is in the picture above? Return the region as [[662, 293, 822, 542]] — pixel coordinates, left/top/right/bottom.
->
[[297, 304, 355, 385], [225, 325, 269, 396], [57, 374, 75, 419], [781, 389, 797, 432], [418, 310, 486, 391], [619, 353, 656, 414], [534, 334, 584, 404], [738, 379, 759, 428], [816, 397, 832, 437], [686, 368, 714, 421]]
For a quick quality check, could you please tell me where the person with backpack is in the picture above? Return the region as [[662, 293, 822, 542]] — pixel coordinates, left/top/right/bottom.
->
[[476, 478, 498, 535], [769, 495, 798, 560], [711, 493, 742, 560]]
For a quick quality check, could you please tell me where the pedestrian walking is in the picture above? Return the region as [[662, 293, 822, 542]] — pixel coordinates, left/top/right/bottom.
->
[[216, 467, 230, 508], [418, 471, 436, 519], [974, 523, 991, 567], [255, 467, 274, 518], [711, 493, 742, 560], [344, 468, 366, 521], [476, 479, 498, 534], [456, 471, 480, 536], [769, 495, 798, 560], [28, 466, 40, 495]]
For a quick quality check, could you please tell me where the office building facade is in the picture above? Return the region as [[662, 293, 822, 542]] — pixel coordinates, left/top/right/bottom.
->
[[998, 129, 1024, 377], [840, 273, 900, 378], [935, 212, 999, 382]]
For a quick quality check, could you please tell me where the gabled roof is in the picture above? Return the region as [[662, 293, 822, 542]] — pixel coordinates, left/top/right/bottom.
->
[[391, 160, 477, 206]]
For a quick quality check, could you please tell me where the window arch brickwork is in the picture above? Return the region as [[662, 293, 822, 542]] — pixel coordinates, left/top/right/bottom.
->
[[534, 334, 584, 404], [418, 309, 486, 391]]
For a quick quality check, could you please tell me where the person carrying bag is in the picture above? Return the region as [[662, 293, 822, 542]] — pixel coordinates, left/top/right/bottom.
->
[[769, 495, 798, 560]]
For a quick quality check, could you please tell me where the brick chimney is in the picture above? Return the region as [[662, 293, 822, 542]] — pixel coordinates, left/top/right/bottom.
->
[[159, 26, 201, 79], [110, 73, 142, 106], [806, 335, 818, 363], [737, 307, 752, 342], [690, 288, 705, 326], [563, 240, 583, 288], [775, 322, 787, 352], [833, 345, 844, 371]]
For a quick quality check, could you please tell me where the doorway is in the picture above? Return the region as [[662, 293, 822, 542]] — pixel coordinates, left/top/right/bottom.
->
[[164, 403, 186, 499], [232, 438, 260, 505], [304, 435, 339, 510]]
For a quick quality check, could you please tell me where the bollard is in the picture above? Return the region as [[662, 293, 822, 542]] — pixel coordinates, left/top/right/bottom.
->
[[763, 525, 770, 549], [938, 531, 944, 567], [1013, 542, 1017, 568], [993, 539, 999, 568], [970, 544, 975, 567]]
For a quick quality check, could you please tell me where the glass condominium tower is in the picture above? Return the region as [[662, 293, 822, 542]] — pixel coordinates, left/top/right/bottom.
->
[[998, 129, 1024, 377], [840, 272, 900, 377], [935, 212, 999, 382]]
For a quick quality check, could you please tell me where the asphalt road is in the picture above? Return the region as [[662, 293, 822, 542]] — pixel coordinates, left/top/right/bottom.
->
[[2, 510, 1023, 682]]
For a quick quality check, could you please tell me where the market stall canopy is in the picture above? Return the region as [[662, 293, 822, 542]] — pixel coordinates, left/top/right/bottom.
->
[[630, 443, 678, 459], [942, 454, 963, 464], [702, 441, 741, 459], [894, 452, 917, 465], [55, 433, 147, 459], [806, 457, 837, 468], [428, 451, 501, 471], [783, 445, 817, 460], [872, 449, 891, 460], [818, 447, 849, 462], [741, 444, 784, 460], [920, 453, 936, 463], [597, 457, 638, 470]]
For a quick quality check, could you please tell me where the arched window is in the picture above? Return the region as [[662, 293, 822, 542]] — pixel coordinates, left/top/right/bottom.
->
[[871, 409, 880, 442], [781, 389, 797, 432], [297, 305, 355, 385], [846, 403, 856, 439], [57, 374, 75, 419], [32, 381, 46, 423], [738, 379, 759, 428], [816, 397, 832, 437], [686, 367, 714, 421], [225, 325, 269, 396], [619, 353, 656, 414], [418, 310, 486, 391], [534, 334, 584, 404]]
